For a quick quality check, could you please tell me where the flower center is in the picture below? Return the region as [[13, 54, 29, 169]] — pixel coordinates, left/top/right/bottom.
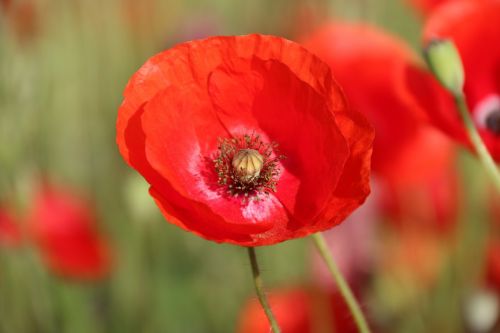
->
[[213, 134, 284, 199]]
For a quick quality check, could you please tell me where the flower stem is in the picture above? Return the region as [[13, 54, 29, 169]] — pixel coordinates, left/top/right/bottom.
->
[[312, 233, 371, 333], [454, 94, 500, 193], [247, 247, 281, 333]]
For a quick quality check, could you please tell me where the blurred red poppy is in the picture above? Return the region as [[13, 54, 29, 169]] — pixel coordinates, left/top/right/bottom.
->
[[0, 0, 40, 42], [412, 0, 500, 160], [483, 191, 500, 291], [381, 228, 447, 288], [329, 287, 374, 333], [492, 192, 500, 227], [379, 166, 459, 234], [28, 186, 111, 280], [486, 240, 500, 291], [236, 287, 375, 333], [236, 289, 312, 333], [304, 24, 441, 181], [116, 34, 374, 246], [303, 23, 459, 232], [407, 0, 450, 15], [407, 0, 486, 17], [0, 206, 22, 247]]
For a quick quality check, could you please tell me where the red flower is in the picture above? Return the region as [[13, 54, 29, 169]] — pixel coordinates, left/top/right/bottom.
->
[[407, 0, 451, 16], [0, 206, 22, 247], [236, 287, 375, 333], [116, 34, 374, 246], [0, 0, 40, 42], [304, 24, 434, 182], [492, 191, 500, 226], [236, 289, 312, 333], [329, 287, 375, 333], [379, 165, 459, 234], [381, 228, 447, 288], [28, 185, 112, 280], [409, 0, 500, 160], [486, 240, 500, 290], [407, 0, 487, 17]]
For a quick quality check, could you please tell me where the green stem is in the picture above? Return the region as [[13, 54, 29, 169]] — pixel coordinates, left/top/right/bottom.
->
[[247, 247, 281, 333], [312, 233, 371, 333], [454, 94, 500, 193]]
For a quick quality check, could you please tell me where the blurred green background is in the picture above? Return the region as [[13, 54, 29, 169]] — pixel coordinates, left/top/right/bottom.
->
[[1, 0, 490, 332]]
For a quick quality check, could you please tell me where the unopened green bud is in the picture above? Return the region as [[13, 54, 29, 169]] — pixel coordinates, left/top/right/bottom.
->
[[424, 38, 465, 96]]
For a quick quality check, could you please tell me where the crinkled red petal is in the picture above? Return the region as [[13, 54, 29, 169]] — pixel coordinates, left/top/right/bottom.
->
[[314, 107, 374, 231]]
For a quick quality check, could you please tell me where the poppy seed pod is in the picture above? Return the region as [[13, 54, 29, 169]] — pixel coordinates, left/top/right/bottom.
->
[[232, 149, 264, 183]]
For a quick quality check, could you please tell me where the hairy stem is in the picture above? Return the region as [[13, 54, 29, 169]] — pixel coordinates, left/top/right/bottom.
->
[[247, 247, 281, 333], [312, 233, 371, 333]]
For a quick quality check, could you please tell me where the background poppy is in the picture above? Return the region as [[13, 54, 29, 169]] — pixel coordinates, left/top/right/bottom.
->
[[28, 185, 112, 280]]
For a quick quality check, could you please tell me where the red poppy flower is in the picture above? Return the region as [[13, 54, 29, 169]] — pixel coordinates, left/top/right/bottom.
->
[[0, 206, 22, 247], [116, 34, 374, 246], [302, 24, 455, 181], [28, 185, 112, 280], [0, 0, 40, 42], [303, 24, 439, 183], [375, 127, 459, 234], [379, 165, 459, 234], [410, 0, 500, 160], [380, 228, 447, 288], [329, 287, 376, 333], [486, 239, 500, 291], [492, 191, 500, 226], [236, 287, 375, 333], [407, 0, 487, 17], [407, 0, 451, 16], [236, 288, 312, 333]]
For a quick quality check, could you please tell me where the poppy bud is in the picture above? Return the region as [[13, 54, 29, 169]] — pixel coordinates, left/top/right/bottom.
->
[[232, 149, 264, 183], [424, 38, 465, 96]]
